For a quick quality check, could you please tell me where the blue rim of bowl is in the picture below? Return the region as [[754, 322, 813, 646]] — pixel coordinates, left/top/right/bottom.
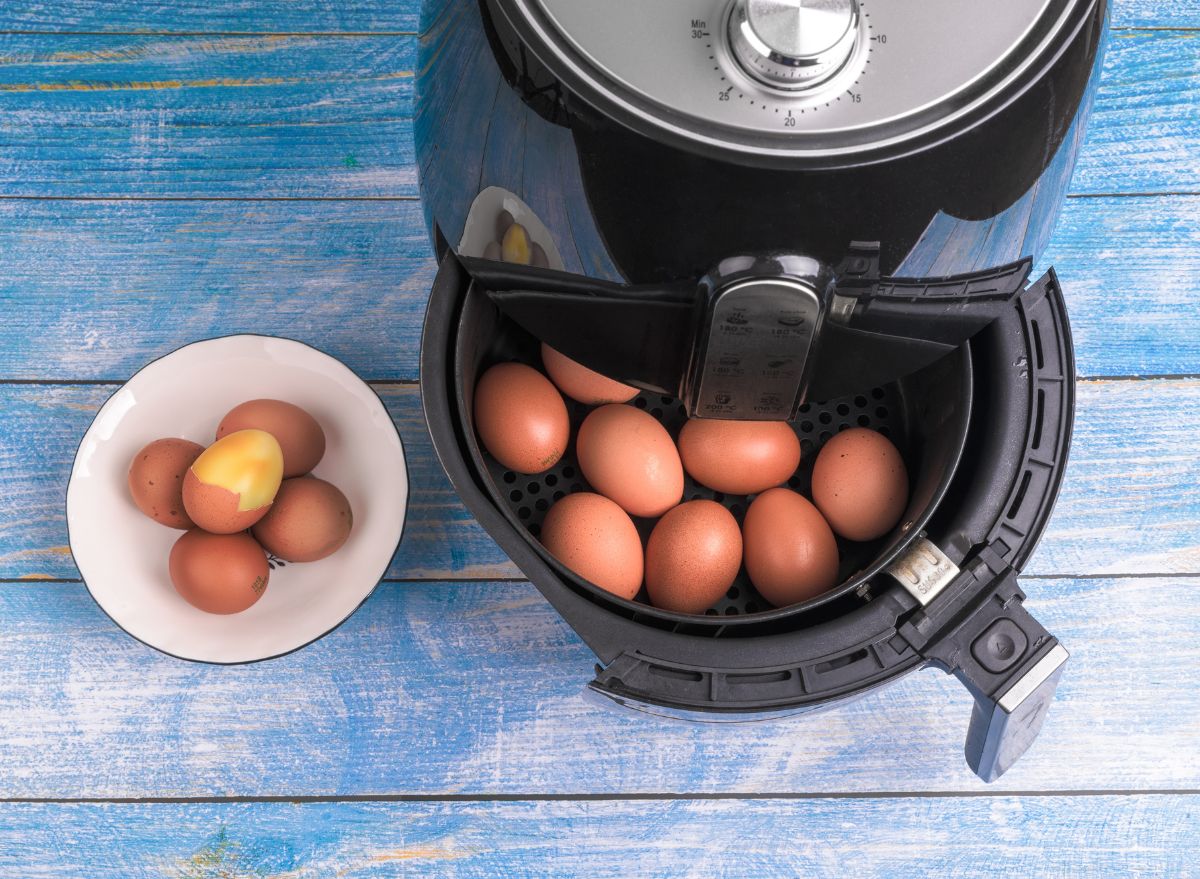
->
[[64, 333, 411, 666]]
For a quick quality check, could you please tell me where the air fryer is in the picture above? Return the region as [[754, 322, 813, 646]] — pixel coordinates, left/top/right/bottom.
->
[[415, 0, 1107, 780]]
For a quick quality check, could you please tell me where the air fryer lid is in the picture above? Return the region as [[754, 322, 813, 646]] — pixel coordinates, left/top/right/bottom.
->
[[498, 0, 1093, 160]]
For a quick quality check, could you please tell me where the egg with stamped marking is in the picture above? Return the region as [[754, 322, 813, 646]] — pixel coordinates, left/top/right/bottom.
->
[[474, 362, 569, 474], [169, 529, 270, 615]]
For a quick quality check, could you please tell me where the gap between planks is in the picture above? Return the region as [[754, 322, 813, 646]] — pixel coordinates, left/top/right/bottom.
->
[[0, 25, 1186, 37], [3, 789, 1200, 805]]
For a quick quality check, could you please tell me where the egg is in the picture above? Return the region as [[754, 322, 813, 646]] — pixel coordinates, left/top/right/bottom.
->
[[811, 427, 909, 541], [530, 242, 550, 268], [169, 529, 269, 614], [252, 476, 353, 563], [677, 418, 801, 495], [645, 500, 742, 614], [216, 399, 325, 478], [541, 343, 638, 405], [540, 492, 643, 600], [742, 487, 839, 607], [495, 209, 515, 242], [127, 438, 204, 529], [501, 222, 532, 264], [182, 429, 284, 534], [474, 362, 569, 474], [576, 404, 684, 518]]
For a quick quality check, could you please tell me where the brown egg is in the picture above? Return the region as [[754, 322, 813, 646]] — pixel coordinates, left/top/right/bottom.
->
[[252, 476, 353, 563], [182, 429, 284, 534], [677, 418, 801, 495], [576, 404, 684, 518], [540, 492, 643, 600], [495, 209, 515, 242], [127, 438, 204, 529], [811, 428, 909, 541], [474, 362, 569, 474], [645, 500, 742, 614], [742, 487, 839, 607], [217, 399, 325, 478], [530, 242, 550, 268], [169, 529, 269, 614], [541, 343, 638, 406]]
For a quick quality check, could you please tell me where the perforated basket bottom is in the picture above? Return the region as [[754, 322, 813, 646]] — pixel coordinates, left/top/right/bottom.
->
[[479, 373, 910, 618]]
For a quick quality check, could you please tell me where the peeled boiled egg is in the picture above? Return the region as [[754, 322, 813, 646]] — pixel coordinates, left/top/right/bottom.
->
[[645, 500, 742, 614], [182, 429, 284, 534], [540, 492, 643, 600], [169, 529, 269, 614], [501, 222, 532, 265], [811, 427, 909, 541], [252, 476, 353, 563], [128, 438, 204, 529], [742, 487, 839, 607], [217, 399, 325, 478], [474, 362, 569, 474], [576, 404, 684, 518], [677, 418, 801, 496], [541, 343, 638, 405]]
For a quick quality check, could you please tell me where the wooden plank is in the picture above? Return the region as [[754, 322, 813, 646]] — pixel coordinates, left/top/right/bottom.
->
[[1, 796, 1198, 878], [3, 378, 1200, 581], [0, 34, 418, 198], [0, 0, 1192, 32], [0, 197, 1197, 384], [1071, 30, 1200, 196], [0, 31, 1194, 198], [0, 3, 420, 34], [0, 575, 1197, 796]]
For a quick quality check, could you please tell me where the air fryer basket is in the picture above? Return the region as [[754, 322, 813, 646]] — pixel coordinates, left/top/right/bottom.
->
[[453, 277, 972, 630]]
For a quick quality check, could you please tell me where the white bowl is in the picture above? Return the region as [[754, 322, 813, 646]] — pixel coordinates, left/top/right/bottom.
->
[[66, 335, 408, 663]]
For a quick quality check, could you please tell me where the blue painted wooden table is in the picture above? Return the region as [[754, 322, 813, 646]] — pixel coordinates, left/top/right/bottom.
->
[[0, 2, 1198, 875]]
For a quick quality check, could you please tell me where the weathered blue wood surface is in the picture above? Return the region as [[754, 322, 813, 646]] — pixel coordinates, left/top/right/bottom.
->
[[0, 576, 1197, 797], [1, 797, 1197, 878], [0, 0, 1197, 873]]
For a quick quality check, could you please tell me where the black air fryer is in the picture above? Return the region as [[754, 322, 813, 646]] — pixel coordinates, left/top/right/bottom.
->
[[415, 0, 1108, 780]]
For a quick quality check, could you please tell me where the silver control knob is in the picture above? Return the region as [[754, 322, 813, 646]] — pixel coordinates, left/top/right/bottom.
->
[[728, 0, 860, 92]]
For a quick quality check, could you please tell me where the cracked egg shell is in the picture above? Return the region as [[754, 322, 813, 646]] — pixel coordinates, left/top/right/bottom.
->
[[182, 429, 284, 534]]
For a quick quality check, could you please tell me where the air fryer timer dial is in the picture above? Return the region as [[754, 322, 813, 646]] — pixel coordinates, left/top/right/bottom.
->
[[728, 0, 860, 92]]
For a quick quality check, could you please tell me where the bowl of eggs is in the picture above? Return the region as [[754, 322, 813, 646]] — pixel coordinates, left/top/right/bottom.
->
[[66, 335, 407, 663]]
